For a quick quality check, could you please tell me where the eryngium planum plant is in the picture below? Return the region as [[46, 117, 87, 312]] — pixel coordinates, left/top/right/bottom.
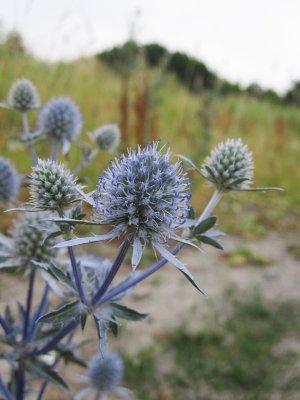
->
[[0, 77, 280, 400]]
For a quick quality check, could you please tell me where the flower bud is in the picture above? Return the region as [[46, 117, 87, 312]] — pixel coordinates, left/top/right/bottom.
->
[[8, 78, 39, 111], [0, 157, 20, 204], [201, 138, 253, 191], [10, 212, 56, 265], [94, 124, 120, 152], [37, 97, 82, 142], [30, 159, 81, 209], [88, 353, 123, 392]]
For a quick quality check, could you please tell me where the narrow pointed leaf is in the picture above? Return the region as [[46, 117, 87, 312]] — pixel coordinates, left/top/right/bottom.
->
[[54, 231, 117, 248], [46, 217, 101, 226], [235, 186, 284, 192], [131, 237, 143, 270], [194, 216, 217, 235], [80, 311, 88, 331], [77, 188, 96, 207], [27, 360, 69, 391], [169, 235, 200, 250], [38, 301, 81, 325], [177, 154, 203, 174], [197, 234, 224, 250], [153, 242, 204, 294], [110, 303, 148, 321]]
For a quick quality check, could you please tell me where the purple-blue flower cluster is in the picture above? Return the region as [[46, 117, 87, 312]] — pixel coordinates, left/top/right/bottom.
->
[[37, 97, 82, 143], [93, 142, 191, 244]]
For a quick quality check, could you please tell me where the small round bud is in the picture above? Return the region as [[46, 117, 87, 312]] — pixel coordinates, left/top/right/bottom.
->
[[201, 138, 254, 191], [29, 159, 81, 209], [0, 157, 20, 204], [10, 212, 56, 265], [7, 78, 39, 111], [94, 124, 120, 151], [88, 353, 123, 392], [37, 97, 82, 142]]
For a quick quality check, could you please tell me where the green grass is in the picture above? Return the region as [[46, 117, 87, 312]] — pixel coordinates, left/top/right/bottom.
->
[[123, 291, 300, 400], [0, 43, 299, 235]]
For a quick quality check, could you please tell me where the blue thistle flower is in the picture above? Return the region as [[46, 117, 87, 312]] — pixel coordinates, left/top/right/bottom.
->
[[93, 142, 192, 269], [0, 157, 20, 204], [94, 124, 121, 152], [201, 138, 254, 191], [88, 353, 123, 392], [75, 353, 129, 400], [7, 78, 39, 111], [37, 97, 82, 145]]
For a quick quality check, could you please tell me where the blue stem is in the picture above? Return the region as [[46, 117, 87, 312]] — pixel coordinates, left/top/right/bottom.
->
[[68, 246, 88, 304], [98, 243, 183, 306], [37, 330, 75, 400], [28, 284, 50, 338], [21, 112, 38, 165], [37, 381, 47, 400], [22, 269, 36, 342], [51, 139, 59, 161], [91, 239, 130, 305], [0, 374, 13, 400], [25, 318, 79, 357], [58, 209, 87, 304], [16, 361, 25, 400]]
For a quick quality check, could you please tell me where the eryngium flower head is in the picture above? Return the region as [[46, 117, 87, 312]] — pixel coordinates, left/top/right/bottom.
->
[[201, 138, 254, 191], [88, 353, 123, 392], [94, 124, 121, 151], [93, 142, 191, 243], [10, 212, 56, 265], [30, 159, 81, 209], [0, 157, 20, 204], [7, 78, 39, 111], [37, 97, 82, 142]]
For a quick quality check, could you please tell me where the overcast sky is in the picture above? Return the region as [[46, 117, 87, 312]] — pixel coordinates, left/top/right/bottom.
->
[[1, 0, 299, 93]]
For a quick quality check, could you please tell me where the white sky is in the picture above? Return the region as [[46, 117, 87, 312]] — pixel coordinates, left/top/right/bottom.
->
[[0, 0, 299, 93]]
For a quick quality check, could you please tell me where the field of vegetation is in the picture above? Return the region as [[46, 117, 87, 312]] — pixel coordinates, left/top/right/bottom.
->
[[0, 38, 299, 237], [0, 36, 300, 399]]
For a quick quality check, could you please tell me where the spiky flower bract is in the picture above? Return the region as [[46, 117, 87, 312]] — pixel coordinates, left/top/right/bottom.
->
[[94, 124, 121, 152], [10, 212, 56, 266], [0, 157, 20, 204], [7, 78, 39, 111], [201, 138, 254, 191], [37, 97, 82, 143], [93, 142, 191, 251], [88, 353, 123, 392], [30, 159, 81, 209]]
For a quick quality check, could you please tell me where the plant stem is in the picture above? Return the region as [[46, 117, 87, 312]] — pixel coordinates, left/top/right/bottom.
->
[[197, 189, 223, 225], [22, 269, 36, 342], [16, 361, 25, 400], [28, 283, 49, 338], [51, 139, 59, 161], [0, 374, 13, 400], [25, 318, 79, 357], [98, 243, 182, 306], [68, 246, 87, 304], [58, 209, 87, 304], [92, 239, 130, 305], [37, 331, 75, 400], [21, 112, 38, 165]]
